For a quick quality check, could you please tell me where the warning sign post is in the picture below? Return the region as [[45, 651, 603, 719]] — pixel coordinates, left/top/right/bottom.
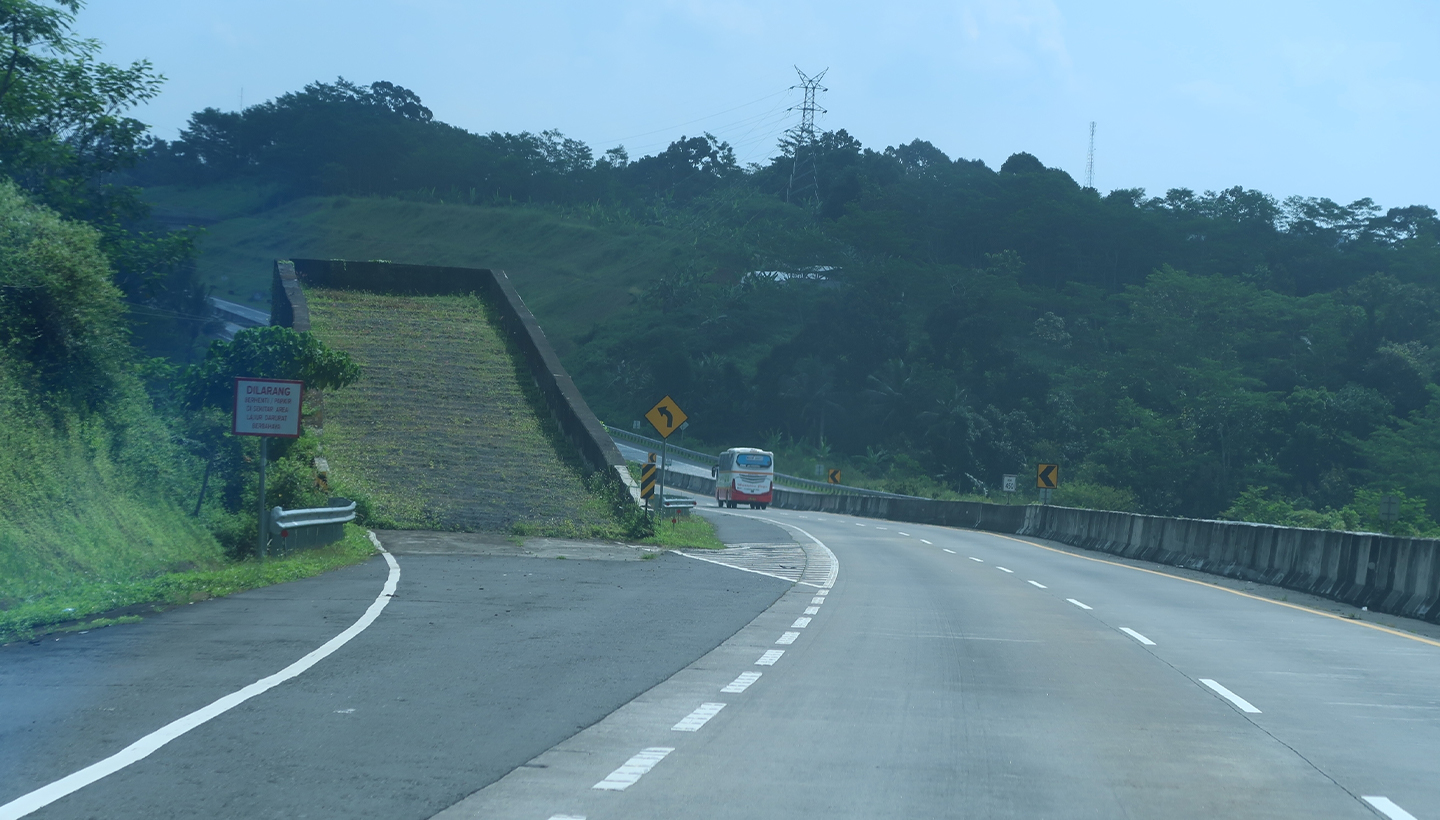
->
[[233, 378, 305, 558]]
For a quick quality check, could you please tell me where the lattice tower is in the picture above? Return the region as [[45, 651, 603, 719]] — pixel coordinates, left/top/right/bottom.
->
[[786, 67, 828, 206]]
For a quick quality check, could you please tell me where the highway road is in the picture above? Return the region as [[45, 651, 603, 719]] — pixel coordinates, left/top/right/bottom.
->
[[442, 504, 1440, 820], [6, 509, 1439, 819]]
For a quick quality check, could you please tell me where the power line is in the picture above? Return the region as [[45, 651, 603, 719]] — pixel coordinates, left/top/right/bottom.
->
[[785, 67, 828, 206]]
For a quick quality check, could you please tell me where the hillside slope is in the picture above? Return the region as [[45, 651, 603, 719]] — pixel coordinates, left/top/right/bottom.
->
[[305, 288, 613, 532], [146, 185, 690, 355]]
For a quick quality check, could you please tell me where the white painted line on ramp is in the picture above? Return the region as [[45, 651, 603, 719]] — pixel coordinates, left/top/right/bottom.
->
[[1028, 580, 1048, 589], [1363, 796, 1418, 820], [776, 631, 800, 645], [593, 747, 674, 791], [792, 617, 812, 628], [996, 567, 1014, 573], [672, 703, 726, 732], [0, 533, 402, 820], [1200, 679, 1262, 713], [1067, 599, 1093, 610], [721, 672, 761, 693], [1119, 627, 1155, 646]]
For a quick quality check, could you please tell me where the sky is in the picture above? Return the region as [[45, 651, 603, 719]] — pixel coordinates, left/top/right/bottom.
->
[[82, 0, 1439, 210]]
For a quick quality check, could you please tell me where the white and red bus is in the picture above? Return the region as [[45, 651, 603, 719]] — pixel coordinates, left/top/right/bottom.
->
[[713, 447, 774, 509]]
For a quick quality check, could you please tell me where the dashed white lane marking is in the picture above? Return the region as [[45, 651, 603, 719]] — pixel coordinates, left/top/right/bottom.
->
[[943, 549, 957, 554], [756, 650, 785, 665], [815, 589, 829, 596], [1363, 796, 1419, 820], [804, 606, 820, 615], [0, 534, 402, 820], [1119, 627, 1155, 646], [1200, 679, 1262, 713], [898, 531, 911, 536], [810, 596, 826, 604], [875, 526, 888, 530], [721, 672, 762, 693], [593, 747, 674, 790], [855, 523, 865, 527], [549, 814, 586, 819], [996, 567, 1014, 573], [672, 702, 726, 732], [776, 631, 800, 645], [1027, 580, 1047, 589], [921, 539, 933, 545], [1067, 599, 1093, 610], [792, 617, 812, 628], [968, 557, 984, 562]]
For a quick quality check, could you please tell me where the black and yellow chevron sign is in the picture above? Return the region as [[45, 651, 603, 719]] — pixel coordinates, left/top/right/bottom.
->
[[640, 463, 657, 499], [827, 469, 842, 484], [1036, 463, 1059, 489]]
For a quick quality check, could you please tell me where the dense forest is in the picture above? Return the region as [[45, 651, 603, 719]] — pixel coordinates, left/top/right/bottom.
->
[[130, 78, 1440, 530]]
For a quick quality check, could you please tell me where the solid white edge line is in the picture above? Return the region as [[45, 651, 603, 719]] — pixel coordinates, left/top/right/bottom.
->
[[1119, 627, 1156, 646], [716, 512, 839, 589], [674, 550, 824, 588], [1199, 678, 1262, 713], [1362, 796, 1419, 820], [1067, 598, 1093, 610], [0, 532, 401, 820]]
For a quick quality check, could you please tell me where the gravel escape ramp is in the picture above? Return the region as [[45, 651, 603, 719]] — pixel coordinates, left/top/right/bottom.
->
[[305, 288, 610, 532]]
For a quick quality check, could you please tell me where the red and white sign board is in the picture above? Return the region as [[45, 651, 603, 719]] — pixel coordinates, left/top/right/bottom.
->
[[233, 377, 304, 438]]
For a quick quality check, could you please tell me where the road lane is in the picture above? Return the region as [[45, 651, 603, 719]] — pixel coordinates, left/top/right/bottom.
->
[[444, 505, 1437, 819]]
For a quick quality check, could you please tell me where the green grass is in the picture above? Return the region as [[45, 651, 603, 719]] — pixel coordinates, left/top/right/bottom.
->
[[1, 524, 377, 643], [306, 289, 619, 534], [637, 515, 725, 550], [148, 189, 692, 355]]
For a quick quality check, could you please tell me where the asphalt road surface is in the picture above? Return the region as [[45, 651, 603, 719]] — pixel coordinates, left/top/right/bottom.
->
[[0, 532, 788, 820], [8, 509, 1439, 820], [439, 505, 1440, 820]]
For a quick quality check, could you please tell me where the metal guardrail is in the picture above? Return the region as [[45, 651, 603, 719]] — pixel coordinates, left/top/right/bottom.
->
[[268, 497, 357, 553], [661, 495, 698, 509], [604, 424, 927, 501]]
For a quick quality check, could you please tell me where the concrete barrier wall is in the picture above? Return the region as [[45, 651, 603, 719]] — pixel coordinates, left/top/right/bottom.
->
[[1019, 505, 1440, 624], [661, 461, 1440, 624], [271, 259, 643, 505]]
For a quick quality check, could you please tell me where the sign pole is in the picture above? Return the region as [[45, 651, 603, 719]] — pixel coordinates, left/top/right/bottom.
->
[[257, 437, 268, 560], [659, 438, 668, 513]]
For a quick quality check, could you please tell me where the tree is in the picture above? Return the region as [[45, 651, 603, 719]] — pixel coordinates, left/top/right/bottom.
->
[[179, 326, 362, 413]]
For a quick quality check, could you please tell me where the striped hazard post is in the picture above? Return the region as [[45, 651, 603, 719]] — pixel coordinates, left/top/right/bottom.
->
[[640, 461, 657, 503]]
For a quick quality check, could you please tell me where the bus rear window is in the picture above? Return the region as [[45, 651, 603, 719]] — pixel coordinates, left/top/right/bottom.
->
[[736, 454, 772, 468]]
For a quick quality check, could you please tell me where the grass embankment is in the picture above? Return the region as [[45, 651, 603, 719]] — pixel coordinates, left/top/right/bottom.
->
[[144, 184, 689, 355], [306, 289, 623, 534], [637, 516, 725, 550], [1, 524, 376, 644]]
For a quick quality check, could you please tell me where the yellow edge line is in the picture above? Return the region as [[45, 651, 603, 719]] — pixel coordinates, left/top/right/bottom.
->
[[981, 531, 1440, 650]]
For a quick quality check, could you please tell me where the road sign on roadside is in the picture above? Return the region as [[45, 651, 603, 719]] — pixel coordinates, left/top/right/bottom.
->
[[640, 462, 657, 500], [1002, 474, 1018, 493], [828, 469, 842, 484], [232, 377, 304, 438], [1036, 463, 1058, 489], [645, 395, 688, 439], [1379, 494, 1401, 524]]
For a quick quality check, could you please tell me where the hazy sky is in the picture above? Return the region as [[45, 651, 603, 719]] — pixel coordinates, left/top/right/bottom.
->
[[83, 0, 1438, 210]]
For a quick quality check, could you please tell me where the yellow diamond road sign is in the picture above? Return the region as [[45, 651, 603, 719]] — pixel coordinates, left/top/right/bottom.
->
[[646, 395, 688, 439]]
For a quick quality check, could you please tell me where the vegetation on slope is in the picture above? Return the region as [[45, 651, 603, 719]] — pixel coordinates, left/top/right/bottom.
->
[[304, 289, 629, 535], [133, 78, 1440, 527]]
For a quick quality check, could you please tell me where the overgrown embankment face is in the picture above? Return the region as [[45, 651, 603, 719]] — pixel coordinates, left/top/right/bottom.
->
[[306, 289, 614, 533]]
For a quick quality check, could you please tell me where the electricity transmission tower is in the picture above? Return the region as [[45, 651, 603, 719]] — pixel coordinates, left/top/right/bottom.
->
[[786, 67, 828, 206], [1085, 121, 1096, 190]]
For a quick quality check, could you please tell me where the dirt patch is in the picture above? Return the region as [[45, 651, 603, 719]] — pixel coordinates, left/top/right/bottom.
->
[[376, 530, 652, 561]]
